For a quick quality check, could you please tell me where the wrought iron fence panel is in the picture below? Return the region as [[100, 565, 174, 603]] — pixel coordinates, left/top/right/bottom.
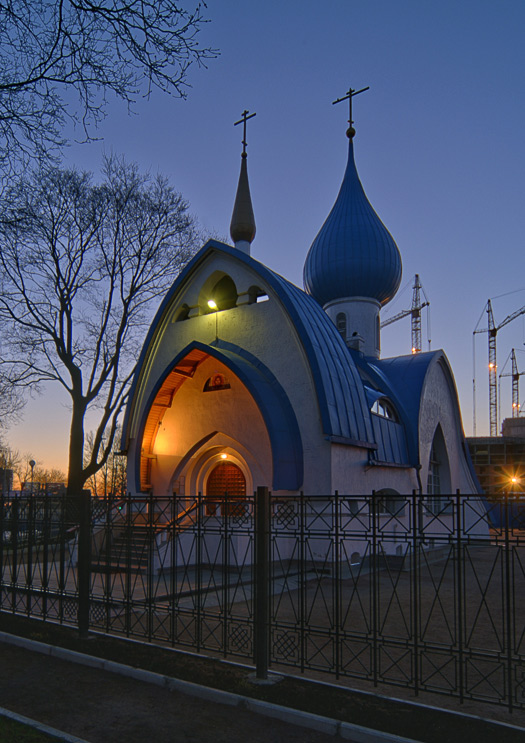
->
[[1, 491, 525, 711], [85, 493, 256, 660], [0, 494, 79, 623]]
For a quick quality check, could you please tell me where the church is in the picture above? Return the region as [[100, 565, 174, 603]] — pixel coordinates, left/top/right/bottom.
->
[[121, 95, 479, 506]]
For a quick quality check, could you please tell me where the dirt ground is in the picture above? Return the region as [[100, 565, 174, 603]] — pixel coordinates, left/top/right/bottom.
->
[[0, 642, 342, 743], [1, 615, 524, 743]]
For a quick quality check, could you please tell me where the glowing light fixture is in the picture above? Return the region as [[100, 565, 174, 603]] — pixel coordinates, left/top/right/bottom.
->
[[208, 299, 218, 310], [220, 453, 228, 459]]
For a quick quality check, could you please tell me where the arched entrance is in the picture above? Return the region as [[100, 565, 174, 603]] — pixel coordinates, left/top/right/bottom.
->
[[206, 462, 246, 516]]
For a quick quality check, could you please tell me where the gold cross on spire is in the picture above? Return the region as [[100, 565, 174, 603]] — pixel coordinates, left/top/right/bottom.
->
[[234, 110, 256, 156], [332, 86, 369, 137]]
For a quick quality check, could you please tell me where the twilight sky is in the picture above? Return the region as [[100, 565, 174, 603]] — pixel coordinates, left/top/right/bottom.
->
[[7, 0, 525, 471]]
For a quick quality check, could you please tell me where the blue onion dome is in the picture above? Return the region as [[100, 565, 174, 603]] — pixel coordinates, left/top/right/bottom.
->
[[303, 135, 402, 307]]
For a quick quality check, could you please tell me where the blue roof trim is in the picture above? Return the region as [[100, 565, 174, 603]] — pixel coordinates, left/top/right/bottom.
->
[[350, 349, 426, 466], [372, 352, 437, 448], [123, 239, 375, 451], [371, 416, 409, 465], [374, 351, 480, 488], [133, 339, 303, 492]]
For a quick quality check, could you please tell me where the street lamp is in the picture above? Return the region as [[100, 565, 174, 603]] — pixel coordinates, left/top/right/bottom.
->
[[29, 459, 35, 496]]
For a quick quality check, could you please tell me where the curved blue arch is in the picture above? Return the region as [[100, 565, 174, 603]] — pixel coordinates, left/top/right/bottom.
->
[[122, 240, 375, 452], [133, 340, 303, 492]]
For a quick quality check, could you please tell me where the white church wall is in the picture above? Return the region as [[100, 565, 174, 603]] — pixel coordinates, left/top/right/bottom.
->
[[418, 356, 486, 538], [330, 442, 418, 495], [419, 356, 477, 495], [324, 296, 381, 358], [126, 252, 334, 496]]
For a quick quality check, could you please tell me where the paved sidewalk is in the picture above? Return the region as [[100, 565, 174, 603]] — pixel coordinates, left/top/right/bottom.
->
[[0, 640, 399, 743]]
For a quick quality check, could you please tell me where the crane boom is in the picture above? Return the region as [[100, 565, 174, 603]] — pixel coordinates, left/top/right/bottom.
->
[[497, 305, 525, 332], [381, 308, 412, 328]]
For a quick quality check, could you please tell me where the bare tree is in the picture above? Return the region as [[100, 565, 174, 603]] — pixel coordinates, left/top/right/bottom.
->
[[0, 1, 216, 173], [0, 365, 25, 429], [0, 156, 201, 494], [85, 429, 126, 498]]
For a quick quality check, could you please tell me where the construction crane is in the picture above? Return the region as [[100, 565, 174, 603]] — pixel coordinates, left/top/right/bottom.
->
[[499, 349, 525, 419], [473, 299, 525, 436], [381, 274, 430, 354]]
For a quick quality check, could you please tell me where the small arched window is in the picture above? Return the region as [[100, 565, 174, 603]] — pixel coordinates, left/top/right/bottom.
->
[[374, 488, 405, 517], [206, 275, 238, 312], [371, 398, 398, 421], [174, 303, 190, 322], [336, 312, 346, 341], [427, 425, 452, 513]]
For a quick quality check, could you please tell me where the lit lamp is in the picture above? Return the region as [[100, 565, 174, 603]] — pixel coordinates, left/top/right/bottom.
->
[[207, 299, 218, 310]]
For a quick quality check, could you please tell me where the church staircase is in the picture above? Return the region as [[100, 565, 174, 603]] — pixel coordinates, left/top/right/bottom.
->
[[91, 512, 165, 574]]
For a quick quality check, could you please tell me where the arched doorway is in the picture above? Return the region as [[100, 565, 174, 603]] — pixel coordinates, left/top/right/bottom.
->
[[206, 462, 246, 516]]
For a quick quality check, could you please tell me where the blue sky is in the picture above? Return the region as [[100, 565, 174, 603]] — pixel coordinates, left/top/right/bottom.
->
[[8, 0, 525, 470]]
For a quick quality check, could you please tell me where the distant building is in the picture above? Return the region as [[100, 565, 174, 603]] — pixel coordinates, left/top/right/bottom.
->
[[467, 418, 525, 495]]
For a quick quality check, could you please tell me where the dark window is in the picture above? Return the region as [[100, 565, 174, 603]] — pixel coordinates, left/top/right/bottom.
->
[[427, 427, 452, 513], [336, 312, 346, 340], [375, 488, 405, 517]]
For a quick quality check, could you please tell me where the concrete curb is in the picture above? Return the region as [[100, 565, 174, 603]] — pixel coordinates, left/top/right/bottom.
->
[[0, 704, 91, 743], [0, 630, 421, 743]]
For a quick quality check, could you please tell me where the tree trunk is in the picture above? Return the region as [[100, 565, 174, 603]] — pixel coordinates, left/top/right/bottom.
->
[[67, 395, 87, 498]]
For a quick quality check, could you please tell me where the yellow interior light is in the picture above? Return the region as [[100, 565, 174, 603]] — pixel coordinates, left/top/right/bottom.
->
[[220, 453, 228, 459], [208, 299, 218, 309]]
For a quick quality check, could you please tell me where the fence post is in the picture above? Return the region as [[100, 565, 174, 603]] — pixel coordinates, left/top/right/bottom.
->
[[370, 490, 378, 687], [503, 491, 513, 713], [455, 489, 464, 705], [77, 490, 91, 639], [411, 490, 420, 696], [254, 485, 270, 680], [11, 499, 19, 612]]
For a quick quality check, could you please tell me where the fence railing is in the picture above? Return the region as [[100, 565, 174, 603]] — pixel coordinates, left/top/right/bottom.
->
[[1, 490, 524, 711]]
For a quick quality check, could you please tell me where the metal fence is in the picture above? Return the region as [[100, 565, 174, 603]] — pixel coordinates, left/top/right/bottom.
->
[[1, 490, 524, 711]]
